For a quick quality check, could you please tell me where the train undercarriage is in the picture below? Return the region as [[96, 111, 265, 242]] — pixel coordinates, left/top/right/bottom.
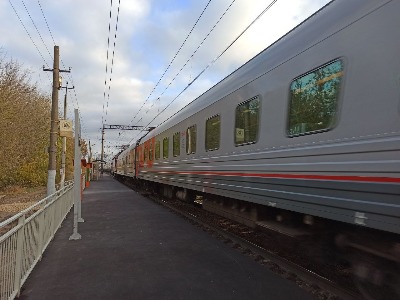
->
[[115, 174, 399, 300]]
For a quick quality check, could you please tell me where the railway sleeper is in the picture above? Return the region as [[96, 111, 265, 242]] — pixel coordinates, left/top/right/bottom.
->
[[138, 181, 400, 299], [202, 197, 258, 228], [256, 220, 311, 238], [202, 195, 316, 236]]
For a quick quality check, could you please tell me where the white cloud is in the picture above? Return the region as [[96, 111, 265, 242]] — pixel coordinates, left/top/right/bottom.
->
[[0, 0, 331, 158]]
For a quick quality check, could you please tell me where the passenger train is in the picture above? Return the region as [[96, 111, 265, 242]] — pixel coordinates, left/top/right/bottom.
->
[[112, 0, 400, 298]]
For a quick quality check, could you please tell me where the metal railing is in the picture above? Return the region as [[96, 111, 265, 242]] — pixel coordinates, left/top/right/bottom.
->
[[0, 181, 74, 300]]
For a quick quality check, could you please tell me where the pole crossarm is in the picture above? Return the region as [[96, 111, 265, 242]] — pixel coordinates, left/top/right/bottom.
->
[[43, 67, 71, 72], [103, 124, 156, 131], [60, 84, 75, 91]]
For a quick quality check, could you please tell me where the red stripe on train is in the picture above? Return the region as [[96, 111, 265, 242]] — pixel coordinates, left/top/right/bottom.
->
[[148, 171, 400, 183]]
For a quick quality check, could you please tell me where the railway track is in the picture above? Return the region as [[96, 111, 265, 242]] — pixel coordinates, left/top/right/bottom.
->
[[155, 198, 360, 300], [122, 179, 361, 300]]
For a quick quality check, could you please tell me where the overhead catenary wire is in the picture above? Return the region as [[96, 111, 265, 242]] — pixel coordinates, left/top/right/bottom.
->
[[112, 0, 215, 149], [123, 0, 238, 145], [99, 0, 122, 156], [116, 0, 235, 148], [104, 0, 121, 124], [128, 0, 213, 127], [190, 0, 279, 87], [101, 0, 114, 126], [128, 0, 279, 145], [128, 0, 235, 129]]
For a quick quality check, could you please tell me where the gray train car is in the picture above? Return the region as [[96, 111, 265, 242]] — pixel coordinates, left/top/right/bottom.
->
[[116, 0, 399, 296], [137, 0, 400, 235]]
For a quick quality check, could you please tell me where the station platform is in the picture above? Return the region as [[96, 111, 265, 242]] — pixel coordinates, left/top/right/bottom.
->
[[20, 174, 314, 300]]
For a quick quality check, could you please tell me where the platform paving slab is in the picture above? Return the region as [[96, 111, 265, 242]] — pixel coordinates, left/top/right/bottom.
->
[[19, 174, 315, 300]]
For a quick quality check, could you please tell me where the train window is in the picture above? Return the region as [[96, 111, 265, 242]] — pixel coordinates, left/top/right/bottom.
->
[[235, 96, 260, 146], [288, 59, 344, 136], [186, 125, 197, 154], [163, 137, 169, 159], [149, 141, 153, 161], [155, 141, 160, 160], [173, 132, 180, 157], [139, 146, 144, 162], [144, 144, 148, 162], [206, 115, 220, 151]]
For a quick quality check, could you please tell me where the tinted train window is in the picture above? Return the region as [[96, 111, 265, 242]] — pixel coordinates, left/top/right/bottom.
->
[[144, 145, 148, 161], [288, 59, 344, 136], [235, 96, 260, 146], [206, 115, 220, 151], [186, 125, 197, 154], [173, 132, 180, 157], [149, 141, 153, 161], [163, 137, 169, 159], [155, 141, 160, 160]]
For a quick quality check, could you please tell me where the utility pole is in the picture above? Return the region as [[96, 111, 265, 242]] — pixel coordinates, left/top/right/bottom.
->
[[101, 127, 105, 175], [60, 82, 74, 189], [43, 45, 71, 196], [70, 108, 83, 240], [88, 140, 93, 181], [89, 140, 92, 163]]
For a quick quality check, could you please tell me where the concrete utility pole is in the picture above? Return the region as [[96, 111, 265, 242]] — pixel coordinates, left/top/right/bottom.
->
[[89, 140, 92, 163], [88, 140, 93, 181], [70, 108, 83, 240], [101, 127, 105, 174], [60, 82, 74, 189], [43, 46, 71, 196]]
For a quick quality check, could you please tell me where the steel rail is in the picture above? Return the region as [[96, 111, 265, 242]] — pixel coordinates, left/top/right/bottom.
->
[[146, 194, 360, 300]]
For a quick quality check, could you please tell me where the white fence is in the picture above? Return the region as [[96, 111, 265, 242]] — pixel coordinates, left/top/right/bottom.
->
[[0, 182, 74, 300]]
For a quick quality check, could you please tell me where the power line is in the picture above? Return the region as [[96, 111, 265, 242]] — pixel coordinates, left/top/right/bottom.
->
[[37, 0, 56, 45], [131, 0, 213, 125], [128, 0, 237, 129], [118, 0, 233, 146], [8, 0, 50, 67], [102, 0, 114, 126], [194, 0, 279, 84], [36, 0, 85, 134], [111, 0, 214, 147], [129, 0, 279, 144], [21, 0, 53, 61], [104, 0, 121, 124]]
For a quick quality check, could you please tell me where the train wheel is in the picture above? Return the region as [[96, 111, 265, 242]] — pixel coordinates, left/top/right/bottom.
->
[[162, 185, 174, 199]]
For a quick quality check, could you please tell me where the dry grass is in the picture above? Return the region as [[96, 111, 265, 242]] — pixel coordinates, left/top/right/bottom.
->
[[0, 186, 46, 223]]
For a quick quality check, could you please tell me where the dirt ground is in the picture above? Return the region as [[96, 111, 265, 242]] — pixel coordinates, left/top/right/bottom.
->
[[0, 187, 47, 223]]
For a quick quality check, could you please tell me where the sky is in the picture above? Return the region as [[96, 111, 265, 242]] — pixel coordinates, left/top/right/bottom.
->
[[0, 0, 331, 160]]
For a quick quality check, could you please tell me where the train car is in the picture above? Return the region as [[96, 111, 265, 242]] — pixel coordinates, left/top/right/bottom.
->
[[115, 0, 400, 297], [114, 146, 135, 176]]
